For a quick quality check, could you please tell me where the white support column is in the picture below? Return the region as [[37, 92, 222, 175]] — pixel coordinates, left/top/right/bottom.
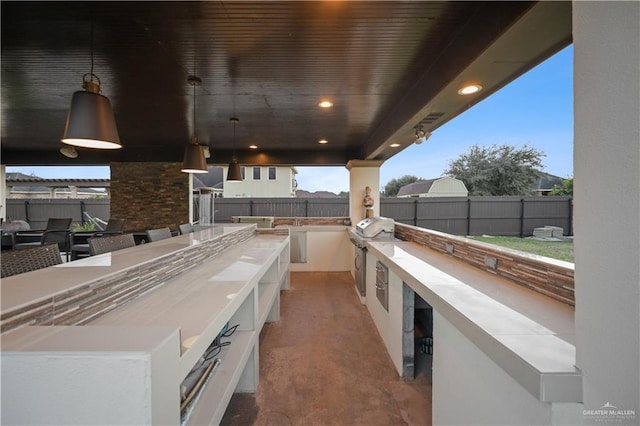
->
[[0, 165, 6, 220], [346, 160, 383, 225], [574, 1, 640, 421], [187, 173, 194, 224]]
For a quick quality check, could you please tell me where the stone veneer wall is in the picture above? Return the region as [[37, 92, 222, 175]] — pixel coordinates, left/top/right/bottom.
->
[[110, 162, 189, 233], [274, 217, 351, 226], [395, 223, 575, 306], [0, 227, 254, 333]]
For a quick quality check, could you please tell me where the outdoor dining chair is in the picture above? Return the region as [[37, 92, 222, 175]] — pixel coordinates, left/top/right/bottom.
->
[[145, 227, 172, 242], [13, 218, 72, 261], [1, 243, 63, 278], [88, 233, 136, 256], [178, 223, 194, 235], [70, 218, 127, 260]]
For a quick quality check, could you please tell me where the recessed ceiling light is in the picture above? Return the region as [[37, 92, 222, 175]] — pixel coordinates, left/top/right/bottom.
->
[[318, 101, 333, 108], [318, 139, 328, 144], [457, 84, 483, 95], [390, 143, 401, 148], [249, 144, 258, 149]]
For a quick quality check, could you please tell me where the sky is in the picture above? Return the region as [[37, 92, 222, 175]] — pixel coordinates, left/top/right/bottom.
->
[[7, 46, 573, 194]]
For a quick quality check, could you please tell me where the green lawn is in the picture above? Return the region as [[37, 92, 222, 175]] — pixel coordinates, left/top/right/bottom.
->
[[470, 236, 574, 262]]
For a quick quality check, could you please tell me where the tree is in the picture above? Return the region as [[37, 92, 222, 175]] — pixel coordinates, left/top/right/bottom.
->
[[445, 144, 544, 196], [550, 177, 573, 196], [383, 175, 421, 197]]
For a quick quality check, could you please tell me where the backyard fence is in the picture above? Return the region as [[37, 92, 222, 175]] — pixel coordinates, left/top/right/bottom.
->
[[6, 196, 573, 237], [5, 199, 110, 230]]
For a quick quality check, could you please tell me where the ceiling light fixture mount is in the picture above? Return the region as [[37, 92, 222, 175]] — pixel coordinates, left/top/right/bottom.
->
[[60, 146, 79, 159], [61, 19, 121, 150], [414, 125, 431, 145], [181, 75, 208, 174], [226, 117, 243, 181]]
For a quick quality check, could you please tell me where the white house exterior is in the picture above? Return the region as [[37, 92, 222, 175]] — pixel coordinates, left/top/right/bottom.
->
[[222, 166, 297, 198], [396, 177, 468, 198]]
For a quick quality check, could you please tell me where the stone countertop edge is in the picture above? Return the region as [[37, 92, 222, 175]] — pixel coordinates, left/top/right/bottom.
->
[[0, 224, 256, 315], [366, 240, 582, 404]]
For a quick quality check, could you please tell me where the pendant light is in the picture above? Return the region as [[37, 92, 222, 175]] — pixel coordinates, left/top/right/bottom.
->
[[61, 20, 121, 150], [226, 117, 243, 181], [181, 75, 208, 174]]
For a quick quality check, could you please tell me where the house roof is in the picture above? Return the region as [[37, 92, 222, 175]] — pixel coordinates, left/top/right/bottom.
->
[[6, 172, 110, 188]]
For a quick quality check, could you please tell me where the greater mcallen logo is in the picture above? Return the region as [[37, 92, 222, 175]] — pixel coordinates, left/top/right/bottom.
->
[[583, 402, 636, 423]]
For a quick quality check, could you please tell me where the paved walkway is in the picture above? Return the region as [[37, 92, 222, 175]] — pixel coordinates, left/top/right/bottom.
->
[[221, 271, 432, 426]]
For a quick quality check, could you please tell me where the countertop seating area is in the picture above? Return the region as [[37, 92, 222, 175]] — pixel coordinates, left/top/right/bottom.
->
[[146, 227, 173, 242], [179, 223, 194, 235], [70, 218, 127, 260], [13, 217, 72, 262], [1, 224, 291, 426], [88, 233, 136, 256], [0, 242, 63, 278]]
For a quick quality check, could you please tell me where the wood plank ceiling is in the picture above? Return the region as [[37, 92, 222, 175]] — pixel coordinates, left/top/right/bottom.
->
[[1, 1, 571, 166]]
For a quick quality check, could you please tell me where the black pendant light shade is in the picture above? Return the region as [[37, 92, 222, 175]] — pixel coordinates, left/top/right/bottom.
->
[[227, 157, 242, 181], [226, 117, 243, 181], [62, 76, 122, 149], [182, 136, 208, 174], [181, 75, 208, 174]]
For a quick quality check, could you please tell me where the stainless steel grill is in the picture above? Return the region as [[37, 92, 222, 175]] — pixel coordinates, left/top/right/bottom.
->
[[349, 217, 396, 297], [355, 217, 395, 239]]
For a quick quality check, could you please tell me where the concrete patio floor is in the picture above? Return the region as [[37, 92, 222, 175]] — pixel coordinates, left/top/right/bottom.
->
[[221, 271, 432, 426]]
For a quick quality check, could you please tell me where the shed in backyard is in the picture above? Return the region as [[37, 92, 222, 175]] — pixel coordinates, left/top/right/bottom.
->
[[397, 177, 468, 198]]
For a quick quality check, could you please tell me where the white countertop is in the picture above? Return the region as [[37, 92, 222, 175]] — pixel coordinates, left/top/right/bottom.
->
[[0, 224, 253, 314], [1, 231, 289, 356], [367, 240, 581, 403]]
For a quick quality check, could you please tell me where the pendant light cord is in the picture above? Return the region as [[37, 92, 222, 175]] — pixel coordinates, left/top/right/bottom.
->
[[193, 80, 197, 136]]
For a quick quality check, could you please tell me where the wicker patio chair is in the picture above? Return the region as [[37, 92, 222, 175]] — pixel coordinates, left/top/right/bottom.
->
[[88, 233, 136, 256], [70, 218, 127, 260], [145, 227, 172, 242], [1, 243, 63, 278], [178, 223, 194, 235]]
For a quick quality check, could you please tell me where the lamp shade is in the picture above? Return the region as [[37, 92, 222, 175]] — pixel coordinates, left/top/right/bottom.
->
[[226, 159, 242, 181], [182, 143, 208, 173], [62, 90, 122, 149]]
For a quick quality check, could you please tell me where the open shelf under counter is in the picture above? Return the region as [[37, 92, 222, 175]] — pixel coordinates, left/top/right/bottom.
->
[[183, 329, 258, 426], [0, 230, 291, 425]]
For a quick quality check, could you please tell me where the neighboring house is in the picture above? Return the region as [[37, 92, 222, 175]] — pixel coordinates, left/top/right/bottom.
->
[[5, 173, 109, 199], [532, 171, 565, 196], [397, 177, 468, 198], [221, 165, 297, 198]]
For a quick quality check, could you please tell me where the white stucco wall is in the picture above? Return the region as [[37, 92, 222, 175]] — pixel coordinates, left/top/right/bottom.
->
[[365, 252, 404, 376], [431, 311, 582, 425], [573, 1, 640, 421], [289, 228, 351, 272], [0, 165, 6, 219], [347, 160, 383, 226]]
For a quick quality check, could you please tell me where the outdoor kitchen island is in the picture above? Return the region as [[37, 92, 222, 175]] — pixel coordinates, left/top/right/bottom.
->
[[0, 224, 291, 425], [363, 237, 582, 425]]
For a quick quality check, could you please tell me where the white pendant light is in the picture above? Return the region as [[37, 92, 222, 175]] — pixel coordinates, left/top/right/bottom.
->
[[61, 20, 121, 150], [181, 75, 208, 174]]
